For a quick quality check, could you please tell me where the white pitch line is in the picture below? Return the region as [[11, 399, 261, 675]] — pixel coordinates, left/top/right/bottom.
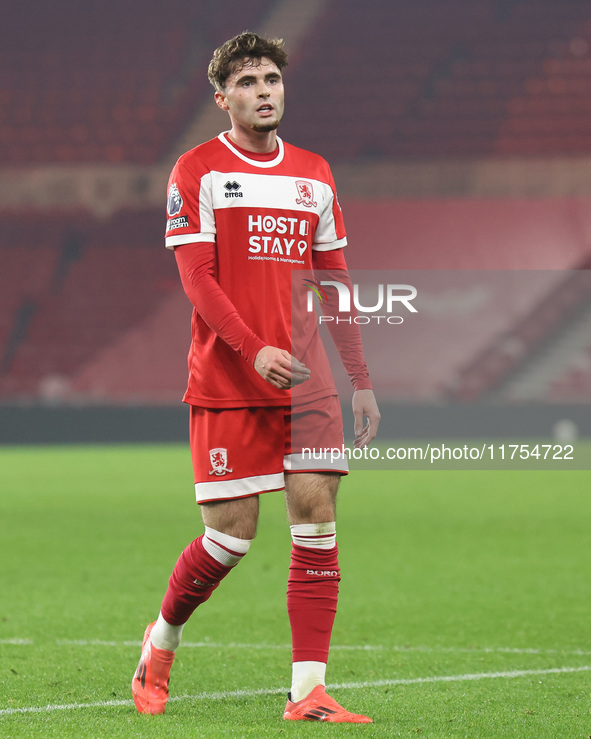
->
[[1, 665, 590, 717], [48, 639, 591, 657]]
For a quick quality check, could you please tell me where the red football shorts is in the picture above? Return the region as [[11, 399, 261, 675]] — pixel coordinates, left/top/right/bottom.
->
[[189, 395, 348, 504]]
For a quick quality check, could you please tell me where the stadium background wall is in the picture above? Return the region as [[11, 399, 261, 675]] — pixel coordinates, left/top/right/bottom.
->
[[2, 0, 591, 441], [1, 403, 589, 445]]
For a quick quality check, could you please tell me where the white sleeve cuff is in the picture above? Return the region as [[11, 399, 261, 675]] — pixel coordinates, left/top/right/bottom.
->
[[165, 232, 216, 249], [312, 237, 348, 252]]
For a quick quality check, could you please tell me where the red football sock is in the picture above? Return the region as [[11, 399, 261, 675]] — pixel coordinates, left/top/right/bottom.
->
[[287, 543, 340, 663], [160, 535, 234, 625]]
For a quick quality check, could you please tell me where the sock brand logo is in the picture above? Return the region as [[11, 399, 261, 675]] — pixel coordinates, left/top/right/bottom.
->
[[306, 569, 339, 577]]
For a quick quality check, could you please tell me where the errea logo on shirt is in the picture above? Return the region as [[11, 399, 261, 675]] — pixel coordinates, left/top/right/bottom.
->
[[224, 181, 243, 198]]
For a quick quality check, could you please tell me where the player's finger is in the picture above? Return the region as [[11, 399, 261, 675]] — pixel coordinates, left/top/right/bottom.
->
[[354, 415, 380, 448], [354, 424, 370, 448], [270, 372, 290, 388], [353, 409, 364, 438], [290, 357, 310, 375], [277, 352, 310, 376], [265, 365, 288, 384], [289, 372, 310, 388], [353, 418, 367, 443], [272, 366, 308, 387], [368, 411, 381, 440], [365, 417, 379, 444], [268, 359, 293, 377], [277, 362, 310, 381], [272, 362, 310, 386]]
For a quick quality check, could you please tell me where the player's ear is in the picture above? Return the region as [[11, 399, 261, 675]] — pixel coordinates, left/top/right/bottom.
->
[[214, 90, 229, 111]]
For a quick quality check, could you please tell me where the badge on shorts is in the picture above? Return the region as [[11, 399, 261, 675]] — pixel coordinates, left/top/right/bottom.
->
[[208, 448, 233, 476]]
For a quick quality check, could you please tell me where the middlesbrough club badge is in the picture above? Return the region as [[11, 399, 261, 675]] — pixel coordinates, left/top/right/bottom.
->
[[208, 448, 233, 476], [295, 180, 317, 208]]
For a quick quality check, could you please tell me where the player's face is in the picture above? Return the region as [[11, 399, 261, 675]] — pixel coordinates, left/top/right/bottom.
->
[[215, 57, 284, 134]]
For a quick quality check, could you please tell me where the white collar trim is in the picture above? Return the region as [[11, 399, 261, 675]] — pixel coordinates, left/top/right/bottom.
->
[[218, 132, 284, 168]]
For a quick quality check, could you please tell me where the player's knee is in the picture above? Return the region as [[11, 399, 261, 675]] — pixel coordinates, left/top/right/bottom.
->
[[285, 473, 339, 521], [203, 526, 253, 567], [201, 496, 259, 540], [288, 497, 336, 525], [290, 521, 337, 550]]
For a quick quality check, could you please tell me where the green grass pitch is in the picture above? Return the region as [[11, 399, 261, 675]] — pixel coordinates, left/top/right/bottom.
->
[[1, 443, 590, 737]]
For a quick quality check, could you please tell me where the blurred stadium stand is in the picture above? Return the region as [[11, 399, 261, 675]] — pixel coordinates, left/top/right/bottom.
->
[[2, 0, 591, 442], [282, 0, 591, 159], [0, 0, 275, 165]]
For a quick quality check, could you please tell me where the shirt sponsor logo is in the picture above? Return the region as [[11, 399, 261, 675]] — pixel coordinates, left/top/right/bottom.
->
[[295, 180, 317, 208], [167, 182, 183, 216], [247, 214, 310, 259], [208, 448, 233, 476], [224, 180, 243, 198], [167, 216, 189, 231]]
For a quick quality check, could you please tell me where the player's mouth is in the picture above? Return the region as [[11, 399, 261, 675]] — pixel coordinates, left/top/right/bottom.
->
[[256, 104, 274, 116]]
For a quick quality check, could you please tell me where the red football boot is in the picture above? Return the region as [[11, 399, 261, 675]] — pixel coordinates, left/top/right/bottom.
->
[[283, 685, 373, 723], [131, 622, 175, 714]]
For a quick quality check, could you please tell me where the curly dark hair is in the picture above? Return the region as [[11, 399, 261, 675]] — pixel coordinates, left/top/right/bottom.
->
[[208, 31, 288, 91]]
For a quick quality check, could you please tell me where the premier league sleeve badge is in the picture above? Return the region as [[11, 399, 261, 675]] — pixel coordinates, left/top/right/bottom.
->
[[167, 182, 184, 216]]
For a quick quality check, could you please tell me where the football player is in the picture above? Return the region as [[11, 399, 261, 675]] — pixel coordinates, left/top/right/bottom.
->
[[132, 31, 380, 724]]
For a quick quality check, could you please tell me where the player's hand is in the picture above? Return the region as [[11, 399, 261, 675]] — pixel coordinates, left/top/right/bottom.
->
[[352, 388, 380, 448], [254, 346, 311, 389]]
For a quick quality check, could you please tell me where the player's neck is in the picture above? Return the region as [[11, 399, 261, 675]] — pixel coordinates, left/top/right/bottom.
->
[[227, 126, 278, 154]]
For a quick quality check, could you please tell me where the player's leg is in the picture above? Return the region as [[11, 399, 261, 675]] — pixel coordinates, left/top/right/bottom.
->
[[132, 496, 258, 714], [156, 495, 259, 645], [284, 397, 343, 700], [284, 471, 339, 699], [132, 406, 282, 715], [282, 396, 371, 723], [283, 471, 370, 723]]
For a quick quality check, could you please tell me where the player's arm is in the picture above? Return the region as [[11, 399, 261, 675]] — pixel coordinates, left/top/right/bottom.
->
[[174, 243, 310, 389], [312, 248, 380, 447]]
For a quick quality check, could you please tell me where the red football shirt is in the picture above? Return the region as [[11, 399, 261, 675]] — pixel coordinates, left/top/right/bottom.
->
[[165, 133, 347, 408]]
